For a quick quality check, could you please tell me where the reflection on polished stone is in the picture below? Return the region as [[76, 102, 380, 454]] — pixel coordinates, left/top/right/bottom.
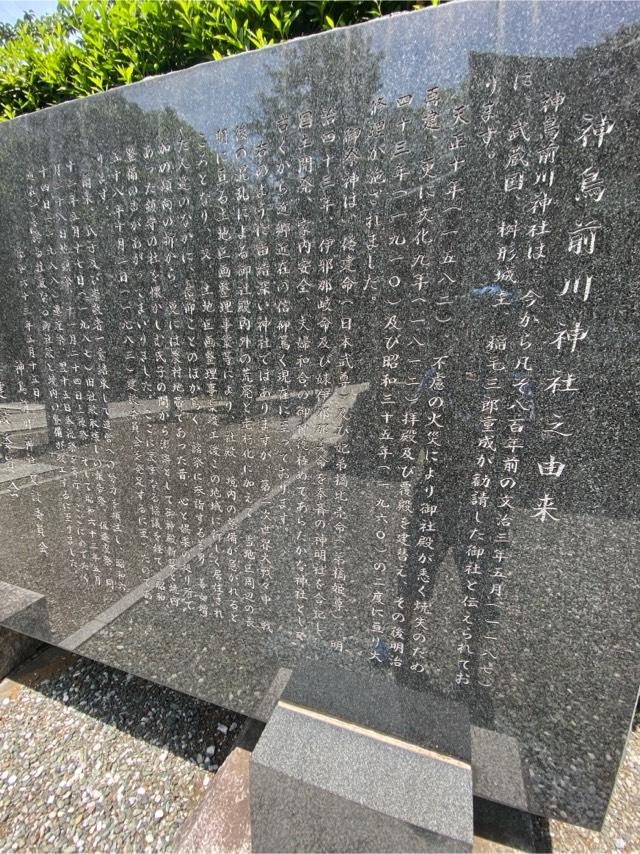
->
[[281, 663, 472, 762], [0, 0, 639, 830]]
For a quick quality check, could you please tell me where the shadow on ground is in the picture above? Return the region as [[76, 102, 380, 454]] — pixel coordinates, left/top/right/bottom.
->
[[2, 642, 244, 771]]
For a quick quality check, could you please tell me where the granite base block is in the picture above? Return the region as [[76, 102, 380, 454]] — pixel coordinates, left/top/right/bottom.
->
[[0, 626, 42, 682], [281, 663, 471, 763], [0, 581, 49, 680], [251, 704, 473, 853]]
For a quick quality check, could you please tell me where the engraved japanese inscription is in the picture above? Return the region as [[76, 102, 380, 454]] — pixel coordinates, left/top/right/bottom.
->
[[0, 0, 638, 829]]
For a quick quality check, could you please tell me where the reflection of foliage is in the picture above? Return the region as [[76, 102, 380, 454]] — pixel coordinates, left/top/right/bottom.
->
[[0, 0, 439, 121], [0, 94, 221, 433], [1, 9, 636, 505], [254, 26, 382, 141], [249, 29, 386, 388]]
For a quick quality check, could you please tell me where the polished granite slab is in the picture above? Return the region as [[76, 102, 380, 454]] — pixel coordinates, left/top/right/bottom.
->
[[0, 0, 639, 829]]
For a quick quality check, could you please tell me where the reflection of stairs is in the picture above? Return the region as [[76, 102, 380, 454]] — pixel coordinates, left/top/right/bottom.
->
[[0, 460, 61, 486], [294, 383, 369, 446]]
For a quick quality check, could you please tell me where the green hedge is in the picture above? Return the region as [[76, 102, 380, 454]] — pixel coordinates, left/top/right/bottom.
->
[[0, 0, 436, 121]]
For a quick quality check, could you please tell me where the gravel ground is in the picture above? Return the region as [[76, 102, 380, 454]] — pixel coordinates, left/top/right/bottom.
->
[[0, 646, 637, 853], [0, 648, 242, 853]]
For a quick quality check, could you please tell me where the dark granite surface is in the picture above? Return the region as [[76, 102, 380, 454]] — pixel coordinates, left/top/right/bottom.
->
[[0, 0, 639, 829]]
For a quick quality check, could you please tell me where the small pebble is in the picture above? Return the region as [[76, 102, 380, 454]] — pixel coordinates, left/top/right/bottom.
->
[[0, 654, 243, 851]]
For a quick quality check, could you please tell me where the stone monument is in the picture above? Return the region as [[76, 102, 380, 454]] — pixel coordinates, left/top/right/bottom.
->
[[0, 0, 638, 840]]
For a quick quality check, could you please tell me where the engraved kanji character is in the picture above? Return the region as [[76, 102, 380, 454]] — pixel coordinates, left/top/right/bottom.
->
[[532, 494, 559, 523], [576, 113, 614, 149], [568, 221, 601, 255], [537, 456, 566, 477], [560, 273, 592, 302]]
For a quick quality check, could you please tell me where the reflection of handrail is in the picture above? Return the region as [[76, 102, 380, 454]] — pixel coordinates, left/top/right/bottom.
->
[[58, 455, 321, 652], [0, 392, 326, 433], [293, 382, 370, 446]]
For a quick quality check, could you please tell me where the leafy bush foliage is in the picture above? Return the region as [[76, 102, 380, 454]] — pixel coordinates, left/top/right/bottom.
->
[[0, 0, 436, 120]]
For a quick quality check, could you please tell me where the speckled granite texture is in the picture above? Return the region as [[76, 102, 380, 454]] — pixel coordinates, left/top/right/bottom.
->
[[0, 0, 638, 830]]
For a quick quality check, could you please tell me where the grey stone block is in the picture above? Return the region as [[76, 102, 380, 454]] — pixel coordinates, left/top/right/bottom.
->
[[251, 704, 473, 853], [0, 580, 50, 679], [0, 626, 41, 681], [471, 726, 529, 812], [282, 663, 471, 763]]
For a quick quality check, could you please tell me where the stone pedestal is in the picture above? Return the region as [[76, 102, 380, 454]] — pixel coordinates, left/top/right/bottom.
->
[[0, 581, 49, 680], [250, 666, 474, 853]]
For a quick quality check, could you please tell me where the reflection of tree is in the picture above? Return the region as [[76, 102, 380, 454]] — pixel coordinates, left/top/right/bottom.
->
[[0, 95, 222, 447], [249, 31, 384, 394], [0, 138, 28, 404], [0, 23, 637, 474]]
